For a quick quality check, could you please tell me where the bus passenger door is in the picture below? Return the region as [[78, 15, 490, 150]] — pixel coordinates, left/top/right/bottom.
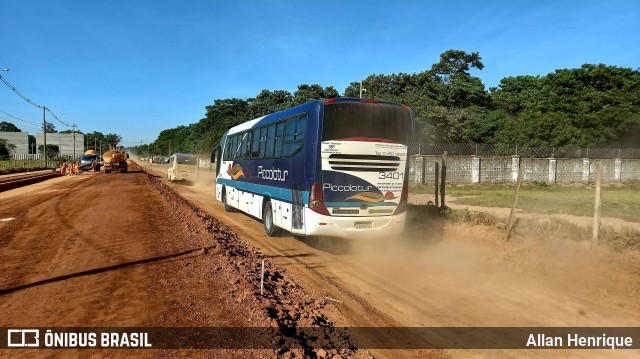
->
[[290, 183, 305, 235]]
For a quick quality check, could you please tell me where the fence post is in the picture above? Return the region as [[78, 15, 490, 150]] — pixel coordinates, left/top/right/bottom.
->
[[440, 151, 447, 209], [434, 162, 439, 208], [472, 156, 481, 183], [548, 158, 557, 184], [592, 162, 602, 250], [614, 158, 622, 183], [421, 156, 426, 185], [506, 159, 524, 241], [582, 159, 591, 184], [511, 156, 520, 181]]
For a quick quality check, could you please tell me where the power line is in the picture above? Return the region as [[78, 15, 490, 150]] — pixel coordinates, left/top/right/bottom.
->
[[0, 73, 74, 129], [0, 108, 39, 125], [0, 73, 44, 110], [0, 117, 39, 133]]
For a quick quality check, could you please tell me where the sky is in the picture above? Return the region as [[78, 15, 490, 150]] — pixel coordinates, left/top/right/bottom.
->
[[0, 0, 638, 146]]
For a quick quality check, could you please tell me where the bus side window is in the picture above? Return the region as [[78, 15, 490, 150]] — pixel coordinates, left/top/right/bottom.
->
[[237, 133, 244, 160], [284, 119, 295, 156], [274, 121, 285, 158], [251, 129, 260, 158], [224, 137, 231, 161], [258, 127, 267, 159], [295, 115, 307, 141], [265, 124, 276, 158], [240, 131, 250, 159], [233, 135, 239, 160], [235, 134, 243, 159], [228, 136, 235, 160], [284, 115, 306, 156]]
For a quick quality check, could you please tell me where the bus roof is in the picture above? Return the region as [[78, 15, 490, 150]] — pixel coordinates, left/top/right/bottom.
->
[[225, 98, 410, 136]]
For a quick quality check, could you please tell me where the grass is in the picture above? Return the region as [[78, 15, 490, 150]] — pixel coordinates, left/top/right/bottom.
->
[[438, 207, 640, 251], [440, 208, 497, 226], [528, 217, 640, 251], [0, 159, 53, 174], [410, 182, 640, 223]]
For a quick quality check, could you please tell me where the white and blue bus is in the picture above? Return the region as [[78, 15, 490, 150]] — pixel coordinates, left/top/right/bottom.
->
[[212, 97, 415, 239]]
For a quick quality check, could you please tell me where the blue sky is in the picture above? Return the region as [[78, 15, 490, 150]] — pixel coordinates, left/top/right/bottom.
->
[[0, 0, 638, 146]]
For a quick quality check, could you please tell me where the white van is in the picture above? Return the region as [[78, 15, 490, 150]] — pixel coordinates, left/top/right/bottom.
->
[[167, 153, 199, 182]]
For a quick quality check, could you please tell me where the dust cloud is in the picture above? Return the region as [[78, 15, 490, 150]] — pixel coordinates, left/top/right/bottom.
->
[[340, 210, 640, 328]]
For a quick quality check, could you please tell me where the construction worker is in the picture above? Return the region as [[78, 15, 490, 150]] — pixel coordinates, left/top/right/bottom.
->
[[74, 162, 79, 175], [60, 162, 67, 176], [91, 160, 96, 173]]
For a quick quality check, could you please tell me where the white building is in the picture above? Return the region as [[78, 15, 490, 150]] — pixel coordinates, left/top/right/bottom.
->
[[35, 132, 85, 157], [0, 131, 30, 155]]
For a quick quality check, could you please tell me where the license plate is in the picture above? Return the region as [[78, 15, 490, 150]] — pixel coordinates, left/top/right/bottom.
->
[[354, 222, 372, 229]]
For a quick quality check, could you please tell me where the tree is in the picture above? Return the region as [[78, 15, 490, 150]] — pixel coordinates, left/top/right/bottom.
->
[[293, 84, 339, 105], [43, 122, 57, 133], [59, 129, 84, 134], [248, 89, 294, 117], [104, 133, 123, 147], [341, 51, 491, 142], [0, 139, 9, 160], [431, 49, 484, 80], [0, 121, 21, 132], [37, 144, 60, 159], [491, 64, 640, 147], [28, 135, 36, 154]]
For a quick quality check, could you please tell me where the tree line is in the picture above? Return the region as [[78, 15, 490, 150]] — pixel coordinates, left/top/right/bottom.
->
[[135, 49, 640, 157]]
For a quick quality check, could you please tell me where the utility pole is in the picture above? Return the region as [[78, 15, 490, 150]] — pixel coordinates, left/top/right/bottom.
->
[[73, 124, 76, 160], [43, 106, 47, 168], [359, 81, 366, 99]]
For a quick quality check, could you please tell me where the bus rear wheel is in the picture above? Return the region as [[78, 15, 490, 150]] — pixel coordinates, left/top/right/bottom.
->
[[263, 201, 282, 237]]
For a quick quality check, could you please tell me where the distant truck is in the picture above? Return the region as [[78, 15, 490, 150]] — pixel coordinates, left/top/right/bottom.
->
[[103, 147, 128, 173]]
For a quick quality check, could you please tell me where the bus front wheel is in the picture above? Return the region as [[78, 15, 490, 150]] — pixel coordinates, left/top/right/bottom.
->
[[263, 201, 282, 237], [223, 190, 234, 212]]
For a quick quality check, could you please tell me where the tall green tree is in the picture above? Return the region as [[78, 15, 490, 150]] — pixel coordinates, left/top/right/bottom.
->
[[0, 121, 21, 132], [292, 84, 339, 105], [37, 144, 60, 159], [491, 64, 640, 147], [43, 122, 57, 133], [248, 89, 294, 117]]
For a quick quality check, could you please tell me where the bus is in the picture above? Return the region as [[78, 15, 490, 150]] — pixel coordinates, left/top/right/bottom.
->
[[211, 97, 415, 239]]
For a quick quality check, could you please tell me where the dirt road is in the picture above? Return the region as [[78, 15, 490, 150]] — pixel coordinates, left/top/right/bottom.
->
[[1, 160, 638, 358], [0, 164, 355, 358], [140, 160, 640, 358]]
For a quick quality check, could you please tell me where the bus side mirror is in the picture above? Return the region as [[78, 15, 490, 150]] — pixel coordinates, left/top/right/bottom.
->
[[211, 147, 221, 176]]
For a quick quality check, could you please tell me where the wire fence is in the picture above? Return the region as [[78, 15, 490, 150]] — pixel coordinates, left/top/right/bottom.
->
[[409, 143, 640, 159], [0, 154, 80, 171]]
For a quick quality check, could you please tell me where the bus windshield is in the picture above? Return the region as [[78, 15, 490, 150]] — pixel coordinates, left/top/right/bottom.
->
[[322, 102, 412, 145]]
